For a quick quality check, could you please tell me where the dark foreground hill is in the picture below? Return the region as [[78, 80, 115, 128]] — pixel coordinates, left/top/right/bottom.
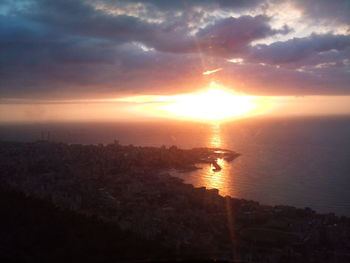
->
[[0, 141, 349, 262], [0, 186, 179, 262]]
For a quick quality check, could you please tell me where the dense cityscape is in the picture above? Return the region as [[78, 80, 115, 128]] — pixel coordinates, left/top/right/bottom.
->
[[0, 140, 349, 262]]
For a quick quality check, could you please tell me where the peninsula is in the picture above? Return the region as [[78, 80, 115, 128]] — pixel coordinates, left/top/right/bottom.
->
[[0, 141, 349, 262]]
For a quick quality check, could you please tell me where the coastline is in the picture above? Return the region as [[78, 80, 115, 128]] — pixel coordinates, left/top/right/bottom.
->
[[0, 141, 349, 262]]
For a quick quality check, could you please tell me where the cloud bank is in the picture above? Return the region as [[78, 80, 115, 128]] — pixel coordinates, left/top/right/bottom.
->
[[0, 0, 349, 99]]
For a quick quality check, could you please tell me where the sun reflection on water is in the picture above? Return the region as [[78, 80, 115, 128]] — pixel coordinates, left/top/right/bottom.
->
[[200, 124, 232, 195], [170, 123, 236, 197], [210, 123, 222, 148]]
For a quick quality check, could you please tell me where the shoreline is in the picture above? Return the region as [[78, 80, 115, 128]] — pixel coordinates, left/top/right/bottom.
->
[[1, 141, 349, 262]]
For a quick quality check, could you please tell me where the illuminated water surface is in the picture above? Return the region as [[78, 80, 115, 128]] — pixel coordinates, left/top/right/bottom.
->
[[175, 123, 236, 197], [1, 117, 349, 216]]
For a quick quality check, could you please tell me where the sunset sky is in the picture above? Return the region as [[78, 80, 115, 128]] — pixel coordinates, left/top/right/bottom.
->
[[1, 0, 350, 122]]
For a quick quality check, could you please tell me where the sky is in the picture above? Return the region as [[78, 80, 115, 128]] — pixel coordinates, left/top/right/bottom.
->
[[0, 0, 350, 121]]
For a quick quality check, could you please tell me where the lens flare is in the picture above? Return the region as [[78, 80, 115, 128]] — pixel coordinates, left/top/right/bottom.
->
[[202, 68, 223, 75]]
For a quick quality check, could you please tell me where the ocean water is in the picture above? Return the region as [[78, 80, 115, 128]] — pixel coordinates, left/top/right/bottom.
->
[[1, 116, 350, 216]]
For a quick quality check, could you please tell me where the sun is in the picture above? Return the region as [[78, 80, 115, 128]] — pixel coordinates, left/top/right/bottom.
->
[[118, 82, 272, 121], [160, 83, 257, 121]]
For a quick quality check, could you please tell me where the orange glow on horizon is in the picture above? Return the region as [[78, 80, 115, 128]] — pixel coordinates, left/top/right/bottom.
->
[[142, 82, 276, 122], [2, 84, 350, 123]]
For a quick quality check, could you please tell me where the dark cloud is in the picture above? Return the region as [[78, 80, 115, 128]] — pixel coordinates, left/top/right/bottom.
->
[[20, 0, 196, 54], [0, 16, 204, 99], [13, 0, 289, 56], [0, 0, 349, 98], [249, 33, 350, 65], [195, 15, 290, 56], [218, 59, 350, 95], [293, 0, 350, 25], [104, 0, 265, 10], [23, 0, 159, 44], [146, 15, 291, 55]]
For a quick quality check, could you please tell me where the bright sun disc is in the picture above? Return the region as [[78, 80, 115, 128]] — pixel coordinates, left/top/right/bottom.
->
[[160, 85, 257, 121]]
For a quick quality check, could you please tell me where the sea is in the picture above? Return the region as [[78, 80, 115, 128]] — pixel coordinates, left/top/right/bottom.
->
[[1, 116, 350, 216]]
